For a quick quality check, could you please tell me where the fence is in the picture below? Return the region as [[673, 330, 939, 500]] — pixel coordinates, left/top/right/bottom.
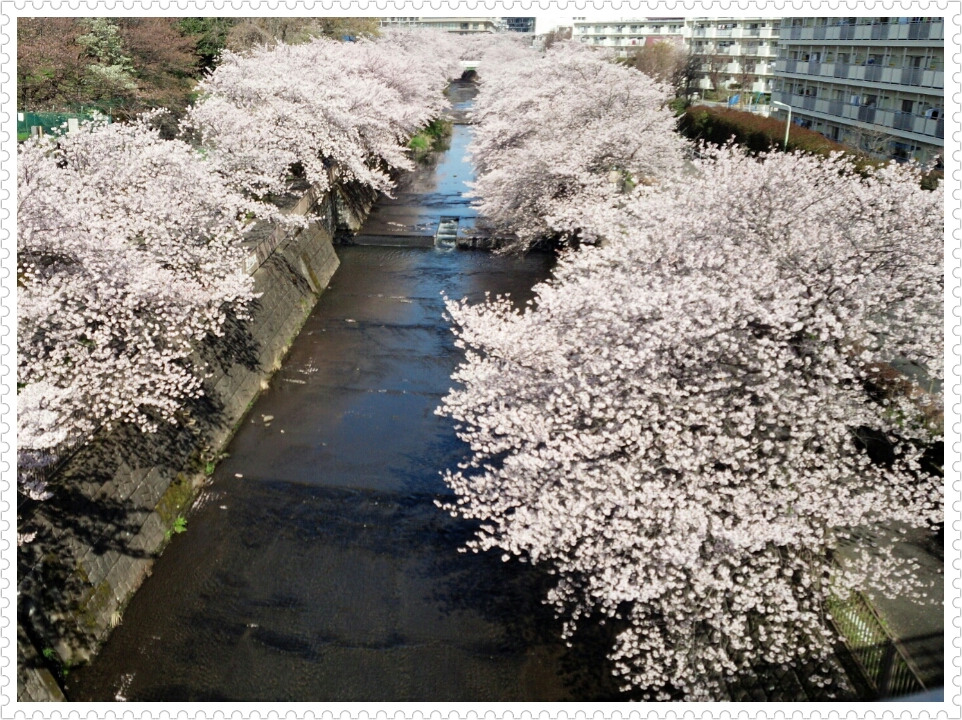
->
[[17, 111, 112, 139], [827, 590, 926, 698]]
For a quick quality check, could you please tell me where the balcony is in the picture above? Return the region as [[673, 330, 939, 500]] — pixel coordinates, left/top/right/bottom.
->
[[771, 90, 944, 140], [692, 26, 779, 40], [783, 19, 943, 43], [775, 58, 943, 90]]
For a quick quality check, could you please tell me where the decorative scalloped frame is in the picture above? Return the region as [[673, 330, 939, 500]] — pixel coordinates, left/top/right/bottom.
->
[[1, 1, 958, 715]]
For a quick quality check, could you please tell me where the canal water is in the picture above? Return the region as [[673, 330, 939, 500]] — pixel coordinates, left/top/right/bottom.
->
[[69, 87, 631, 702]]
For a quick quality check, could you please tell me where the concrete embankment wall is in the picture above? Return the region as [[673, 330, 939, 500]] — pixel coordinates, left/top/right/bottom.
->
[[16, 187, 345, 702]]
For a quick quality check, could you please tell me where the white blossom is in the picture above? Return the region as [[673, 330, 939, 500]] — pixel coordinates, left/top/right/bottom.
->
[[440, 144, 943, 700], [468, 41, 687, 252]]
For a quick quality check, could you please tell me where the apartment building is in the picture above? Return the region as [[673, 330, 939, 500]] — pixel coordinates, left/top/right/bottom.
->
[[378, 17, 500, 33], [573, 18, 687, 51], [504, 17, 536, 33], [573, 17, 779, 96], [772, 16, 944, 163], [688, 18, 781, 95]]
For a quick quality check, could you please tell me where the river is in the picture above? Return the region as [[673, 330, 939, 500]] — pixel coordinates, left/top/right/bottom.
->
[[68, 84, 631, 702]]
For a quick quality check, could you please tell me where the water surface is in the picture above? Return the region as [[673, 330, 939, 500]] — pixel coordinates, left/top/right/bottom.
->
[[69, 109, 629, 703]]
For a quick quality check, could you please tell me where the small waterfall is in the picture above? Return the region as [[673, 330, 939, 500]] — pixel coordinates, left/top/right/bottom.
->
[[434, 216, 460, 247]]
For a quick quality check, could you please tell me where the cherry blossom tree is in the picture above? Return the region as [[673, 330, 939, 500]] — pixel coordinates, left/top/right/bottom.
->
[[468, 42, 687, 252], [183, 35, 460, 200], [439, 146, 943, 699], [18, 33, 460, 504], [17, 116, 264, 496]]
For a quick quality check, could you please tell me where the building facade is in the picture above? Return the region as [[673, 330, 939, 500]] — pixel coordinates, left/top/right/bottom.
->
[[503, 17, 536, 33], [688, 17, 780, 95], [378, 17, 500, 33], [573, 17, 688, 51], [772, 17, 944, 163], [573, 17, 779, 95]]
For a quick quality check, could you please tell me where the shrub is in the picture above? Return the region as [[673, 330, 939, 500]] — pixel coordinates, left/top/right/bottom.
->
[[679, 105, 878, 169]]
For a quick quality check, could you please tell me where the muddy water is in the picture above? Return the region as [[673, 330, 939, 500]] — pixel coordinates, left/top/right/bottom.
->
[[69, 98, 630, 703]]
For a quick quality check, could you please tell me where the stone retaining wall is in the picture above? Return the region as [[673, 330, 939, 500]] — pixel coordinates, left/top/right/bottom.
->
[[16, 188, 344, 702]]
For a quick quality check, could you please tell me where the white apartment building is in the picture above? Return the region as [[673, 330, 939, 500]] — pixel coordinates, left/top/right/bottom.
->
[[772, 17, 944, 163], [688, 18, 781, 95], [573, 17, 779, 96], [378, 17, 500, 33], [573, 17, 687, 51]]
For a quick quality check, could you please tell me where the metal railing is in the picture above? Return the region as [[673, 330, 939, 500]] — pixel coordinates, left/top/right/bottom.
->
[[775, 58, 944, 90], [785, 20, 943, 42], [771, 91, 944, 140], [827, 591, 926, 699]]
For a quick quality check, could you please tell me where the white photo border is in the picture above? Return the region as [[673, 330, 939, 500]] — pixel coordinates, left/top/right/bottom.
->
[[2, 0, 958, 716]]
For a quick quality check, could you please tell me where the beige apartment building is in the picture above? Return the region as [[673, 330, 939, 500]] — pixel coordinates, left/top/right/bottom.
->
[[772, 16, 944, 163]]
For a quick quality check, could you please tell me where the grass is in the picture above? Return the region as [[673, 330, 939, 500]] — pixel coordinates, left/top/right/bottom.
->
[[165, 515, 188, 540], [408, 117, 453, 159], [408, 134, 430, 152]]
